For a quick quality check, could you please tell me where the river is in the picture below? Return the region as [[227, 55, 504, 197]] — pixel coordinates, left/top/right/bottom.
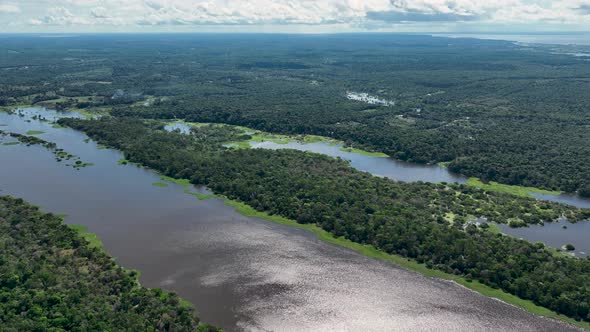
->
[[251, 141, 468, 184], [166, 122, 467, 184], [166, 121, 590, 258], [0, 108, 584, 331], [166, 121, 590, 209], [499, 220, 590, 258]]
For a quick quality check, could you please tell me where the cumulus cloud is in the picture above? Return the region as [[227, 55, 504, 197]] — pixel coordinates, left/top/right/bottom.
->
[[10, 0, 590, 29], [0, 3, 20, 14], [135, 0, 374, 26], [90, 7, 109, 19], [32, 6, 90, 25]]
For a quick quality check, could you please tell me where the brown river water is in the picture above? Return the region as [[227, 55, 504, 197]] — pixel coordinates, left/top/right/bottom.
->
[[0, 108, 582, 331]]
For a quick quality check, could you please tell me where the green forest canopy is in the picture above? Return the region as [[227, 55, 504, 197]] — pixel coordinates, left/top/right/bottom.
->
[[60, 116, 590, 324], [1, 34, 589, 195], [0, 195, 219, 332]]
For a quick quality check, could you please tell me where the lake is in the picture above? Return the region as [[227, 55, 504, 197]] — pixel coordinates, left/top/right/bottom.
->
[[499, 220, 590, 258], [0, 108, 582, 331]]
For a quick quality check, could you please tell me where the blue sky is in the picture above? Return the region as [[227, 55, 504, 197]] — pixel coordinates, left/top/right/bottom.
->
[[1, 0, 589, 33]]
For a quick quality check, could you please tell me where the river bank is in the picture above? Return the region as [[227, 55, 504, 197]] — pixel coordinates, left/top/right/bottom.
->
[[164, 119, 590, 208], [1, 107, 585, 331]]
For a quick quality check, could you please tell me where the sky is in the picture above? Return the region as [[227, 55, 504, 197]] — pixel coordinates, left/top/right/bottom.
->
[[0, 0, 589, 33]]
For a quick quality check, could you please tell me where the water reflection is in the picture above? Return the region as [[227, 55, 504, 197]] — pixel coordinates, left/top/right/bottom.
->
[[252, 141, 467, 184], [160, 119, 590, 259], [499, 221, 590, 257], [163, 122, 467, 184], [0, 107, 579, 331], [162, 121, 590, 209], [532, 192, 590, 209]]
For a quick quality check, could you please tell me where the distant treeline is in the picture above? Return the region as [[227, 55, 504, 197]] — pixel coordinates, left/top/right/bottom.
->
[[60, 117, 590, 323], [112, 99, 590, 197], [1, 34, 589, 195]]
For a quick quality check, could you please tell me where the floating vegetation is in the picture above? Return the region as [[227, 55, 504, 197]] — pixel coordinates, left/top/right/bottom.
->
[[25, 130, 45, 135], [339, 146, 388, 157], [183, 189, 216, 200], [160, 175, 191, 187], [0, 130, 92, 170], [68, 224, 103, 249]]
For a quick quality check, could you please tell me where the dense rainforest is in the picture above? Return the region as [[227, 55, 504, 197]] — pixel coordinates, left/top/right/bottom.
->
[[1, 34, 589, 195], [59, 116, 590, 323], [0, 195, 218, 332]]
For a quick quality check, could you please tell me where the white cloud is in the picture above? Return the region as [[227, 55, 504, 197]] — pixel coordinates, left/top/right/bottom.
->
[[90, 7, 109, 19], [3, 0, 590, 30], [34, 6, 90, 25], [0, 3, 21, 14]]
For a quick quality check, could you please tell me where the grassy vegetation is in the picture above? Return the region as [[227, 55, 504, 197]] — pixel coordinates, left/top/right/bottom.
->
[[250, 132, 291, 144], [467, 178, 561, 198], [222, 196, 589, 331], [339, 147, 389, 157], [183, 189, 217, 201], [2, 142, 19, 146], [443, 212, 456, 223], [1, 105, 33, 113], [68, 224, 103, 249], [151, 182, 168, 187], [248, 130, 345, 148], [302, 135, 336, 144], [485, 223, 503, 235], [160, 175, 192, 187], [72, 162, 94, 169], [437, 161, 451, 169], [224, 141, 252, 149], [168, 119, 384, 157], [222, 127, 306, 148], [117, 157, 148, 168], [248, 131, 386, 156], [25, 130, 44, 135], [165, 119, 198, 127], [70, 107, 109, 120]]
